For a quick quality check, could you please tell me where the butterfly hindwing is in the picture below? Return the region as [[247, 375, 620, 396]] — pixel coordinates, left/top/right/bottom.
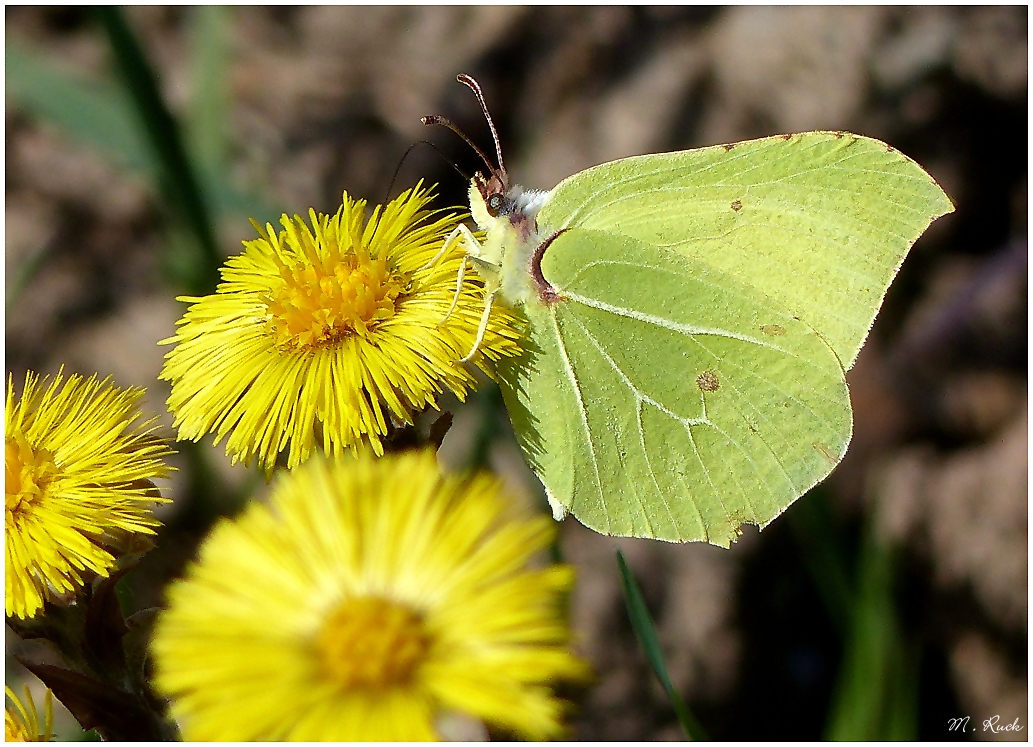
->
[[499, 228, 851, 545]]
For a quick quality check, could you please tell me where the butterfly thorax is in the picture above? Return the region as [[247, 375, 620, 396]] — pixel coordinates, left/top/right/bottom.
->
[[468, 176, 551, 307]]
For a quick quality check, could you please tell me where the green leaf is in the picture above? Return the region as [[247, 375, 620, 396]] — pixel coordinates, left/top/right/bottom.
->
[[616, 550, 707, 741]]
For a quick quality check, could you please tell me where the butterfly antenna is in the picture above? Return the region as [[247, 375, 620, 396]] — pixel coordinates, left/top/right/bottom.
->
[[421, 115, 496, 177], [383, 140, 469, 205], [457, 74, 506, 177]]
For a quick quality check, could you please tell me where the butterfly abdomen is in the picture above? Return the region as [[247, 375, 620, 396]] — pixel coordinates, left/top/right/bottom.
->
[[499, 222, 542, 306], [469, 179, 557, 308]]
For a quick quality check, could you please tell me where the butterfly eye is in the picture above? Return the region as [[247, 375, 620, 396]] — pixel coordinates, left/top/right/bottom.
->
[[488, 194, 503, 213]]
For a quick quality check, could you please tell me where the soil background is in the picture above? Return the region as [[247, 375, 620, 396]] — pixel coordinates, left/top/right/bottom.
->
[[5, 6, 1027, 741]]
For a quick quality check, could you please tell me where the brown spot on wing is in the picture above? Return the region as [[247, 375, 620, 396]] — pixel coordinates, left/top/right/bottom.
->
[[782, 133, 793, 140], [726, 509, 748, 540], [813, 441, 839, 465], [696, 370, 719, 392], [760, 324, 786, 336], [723, 143, 735, 151], [731, 199, 742, 212]]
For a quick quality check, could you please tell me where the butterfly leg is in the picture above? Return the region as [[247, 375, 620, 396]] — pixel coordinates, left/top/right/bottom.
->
[[441, 255, 499, 330], [420, 223, 483, 271], [459, 287, 498, 363], [439, 225, 497, 328], [419, 225, 463, 271], [456, 224, 486, 259], [437, 257, 469, 328]]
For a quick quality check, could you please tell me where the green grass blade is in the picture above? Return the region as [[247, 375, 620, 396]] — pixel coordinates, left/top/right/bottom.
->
[[6, 41, 156, 175], [616, 550, 708, 741], [788, 487, 855, 636], [187, 6, 231, 172], [183, 6, 281, 225], [824, 523, 918, 740], [6, 243, 53, 314], [94, 6, 220, 294], [7, 35, 279, 228], [885, 639, 921, 741]]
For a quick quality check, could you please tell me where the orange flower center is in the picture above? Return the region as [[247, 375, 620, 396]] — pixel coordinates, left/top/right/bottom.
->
[[316, 596, 430, 689], [265, 247, 408, 350], [5, 434, 57, 520]]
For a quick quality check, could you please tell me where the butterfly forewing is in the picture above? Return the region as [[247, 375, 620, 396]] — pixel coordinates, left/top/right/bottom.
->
[[536, 132, 954, 371]]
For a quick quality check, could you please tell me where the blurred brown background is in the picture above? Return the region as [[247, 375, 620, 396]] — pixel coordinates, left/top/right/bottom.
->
[[6, 6, 1027, 741]]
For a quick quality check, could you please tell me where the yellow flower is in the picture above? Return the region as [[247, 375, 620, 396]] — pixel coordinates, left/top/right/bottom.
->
[[151, 450, 589, 741], [159, 182, 522, 470], [5, 685, 53, 742], [5, 370, 173, 619]]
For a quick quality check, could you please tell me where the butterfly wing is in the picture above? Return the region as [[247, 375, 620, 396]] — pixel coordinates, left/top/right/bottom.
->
[[536, 132, 954, 370], [498, 228, 851, 545]]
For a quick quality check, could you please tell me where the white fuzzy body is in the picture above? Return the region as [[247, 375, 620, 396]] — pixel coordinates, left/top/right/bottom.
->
[[467, 182, 550, 307]]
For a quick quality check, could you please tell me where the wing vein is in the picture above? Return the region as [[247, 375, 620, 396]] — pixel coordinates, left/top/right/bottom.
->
[[550, 309, 610, 532], [636, 396, 681, 536], [564, 287, 832, 372]]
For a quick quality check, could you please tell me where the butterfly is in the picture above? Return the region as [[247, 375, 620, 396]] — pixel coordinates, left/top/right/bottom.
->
[[424, 74, 953, 545]]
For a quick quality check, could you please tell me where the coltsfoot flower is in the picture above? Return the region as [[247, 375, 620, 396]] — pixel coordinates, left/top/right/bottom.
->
[[5, 370, 173, 619], [5, 685, 53, 742], [159, 182, 523, 470], [151, 450, 589, 741]]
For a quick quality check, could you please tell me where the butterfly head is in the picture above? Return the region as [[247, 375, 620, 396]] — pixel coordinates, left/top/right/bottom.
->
[[472, 169, 509, 219], [425, 74, 549, 312], [469, 173, 549, 240]]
